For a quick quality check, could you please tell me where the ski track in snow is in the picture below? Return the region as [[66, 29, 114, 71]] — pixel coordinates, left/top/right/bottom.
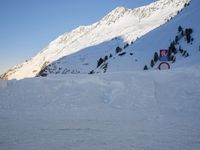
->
[[0, 69, 200, 150]]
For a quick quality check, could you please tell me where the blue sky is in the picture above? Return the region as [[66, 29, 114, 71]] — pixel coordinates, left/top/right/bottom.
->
[[0, 0, 153, 74]]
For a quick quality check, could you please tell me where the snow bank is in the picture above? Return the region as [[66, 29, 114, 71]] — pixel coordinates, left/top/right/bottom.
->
[[0, 80, 8, 89], [0, 69, 200, 150]]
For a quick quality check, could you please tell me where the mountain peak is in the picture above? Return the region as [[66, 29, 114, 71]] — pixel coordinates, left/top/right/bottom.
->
[[110, 6, 128, 13], [100, 6, 129, 25]]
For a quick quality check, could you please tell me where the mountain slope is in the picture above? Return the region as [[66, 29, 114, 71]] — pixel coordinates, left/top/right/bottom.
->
[[100, 0, 200, 73], [1, 0, 190, 80], [102, 0, 200, 72], [38, 0, 198, 77], [51, 0, 198, 75]]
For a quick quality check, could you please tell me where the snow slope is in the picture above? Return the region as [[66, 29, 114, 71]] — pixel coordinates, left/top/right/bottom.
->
[[32, 0, 199, 77], [1, 0, 190, 80], [0, 69, 200, 150], [102, 0, 200, 73]]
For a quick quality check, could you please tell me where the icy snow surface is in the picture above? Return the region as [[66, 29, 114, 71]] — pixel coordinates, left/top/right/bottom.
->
[[0, 68, 200, 150]]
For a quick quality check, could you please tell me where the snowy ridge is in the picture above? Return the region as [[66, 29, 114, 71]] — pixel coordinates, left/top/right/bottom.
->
[[1, 0, 190, 80]]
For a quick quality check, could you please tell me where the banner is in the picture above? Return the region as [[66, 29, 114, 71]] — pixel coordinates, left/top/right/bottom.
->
[[160, 49, 168, 61]]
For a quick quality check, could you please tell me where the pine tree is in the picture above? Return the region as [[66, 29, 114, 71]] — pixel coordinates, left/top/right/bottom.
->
[[184, 3, 187, 7], [186, 35, 191, 43], [124, 43, 129, 49], [179, 46, 183, 53], [178, 26, 183, 33], [153, 52, 159, 63], [172, 56, 176, 63], [175, 36, 179, 44], [182, 51, 186, 56], [97, 58, 104, 68], [185, 28, 193, 43], [103, 63, 108, 73], [187, 28, 193, 34], [150, 60, 155, 68], [104, 56, 108, 62], [168, 49, 172, 61], [171, 55, 176, 63], [89, 70, 95, 74], [181, 30, 184, 36], [144, 65, 148, 70], [115, 47, 123, 54], [169, 42, 177, 54], [185, 53, 189, 57]]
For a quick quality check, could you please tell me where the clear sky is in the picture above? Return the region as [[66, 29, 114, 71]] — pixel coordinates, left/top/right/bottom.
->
[[0, 0, 153, 74]]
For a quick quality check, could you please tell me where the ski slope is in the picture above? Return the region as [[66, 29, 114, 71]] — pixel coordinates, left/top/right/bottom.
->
[[0, 68, 200, 150]]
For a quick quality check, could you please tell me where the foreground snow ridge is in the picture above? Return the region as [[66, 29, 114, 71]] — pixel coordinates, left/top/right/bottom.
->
[[0, 69, 200, 150], [1, 0, 190, 80]]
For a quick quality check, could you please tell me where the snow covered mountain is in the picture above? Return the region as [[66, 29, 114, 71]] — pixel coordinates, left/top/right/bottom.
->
[[91, 0, 200, 73], [1, 0, 190, 80]]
